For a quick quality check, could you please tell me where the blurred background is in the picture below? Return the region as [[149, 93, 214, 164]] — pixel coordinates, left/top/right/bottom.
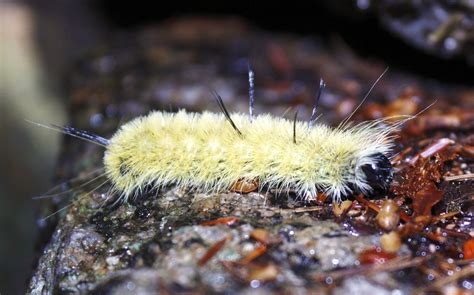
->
[[1, 1, 473, 293]]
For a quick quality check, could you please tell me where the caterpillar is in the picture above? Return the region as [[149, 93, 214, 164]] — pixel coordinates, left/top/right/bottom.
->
[[36, 67, 400, 205]]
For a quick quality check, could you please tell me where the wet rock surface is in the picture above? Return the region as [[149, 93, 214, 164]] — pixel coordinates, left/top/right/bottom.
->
[[29, 18, 473, 294], [30, 190, 385, 294]]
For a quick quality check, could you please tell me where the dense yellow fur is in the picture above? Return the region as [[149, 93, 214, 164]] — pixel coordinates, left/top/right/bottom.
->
[[104, 110, 394, 202]]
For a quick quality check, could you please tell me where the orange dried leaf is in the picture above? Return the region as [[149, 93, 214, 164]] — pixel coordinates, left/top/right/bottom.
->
[[201, 217, 240, 226], [355, 194, 380, 213], [230, 178, 259, 193], [198, 238, 227, 267], [463, 239, 474, 260], [239, 245, 267, 265], [412, 183, 443, 217], [358, 247, 397, 265], [250, 229, 270, 245], [394, 148, 457, 198], [316, 192, 329, 204]]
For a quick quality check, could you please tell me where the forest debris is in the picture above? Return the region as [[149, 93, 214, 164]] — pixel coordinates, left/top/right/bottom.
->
[[414, 265, 474, 294], [380, 231, 402, 253], [431, 211, 460, 223], [201, 217, 240, 226], [376, 200, 400, 231], [405, 110, 474, 134], [332, 200, 352, 217], [230, 178, 259, 193], [198, 238, 227, 267], [250, 229, 270, 245], [238, 245, 267, 265], [314, 255, 429, 282], [412, 182, 443, 217], [427, 13, 464, 45], [221, 261, 280, 284], [279, 206, 324, 214], [408, 138, 454, 165], [246, 263, 279, 282], [463, 239, 474, 260], [444, 173, 474, 181], [394, 149, 457, 198], [358, 247, 397, 265], [355, 194, 381, 213]]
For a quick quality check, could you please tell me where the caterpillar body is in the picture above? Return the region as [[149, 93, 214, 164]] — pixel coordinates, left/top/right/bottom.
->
[[104, 109, 394, 202], [37, 69, 398, 204]]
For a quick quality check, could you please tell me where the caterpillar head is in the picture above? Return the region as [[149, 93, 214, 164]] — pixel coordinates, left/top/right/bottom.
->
[[354, 153, 393, 199]]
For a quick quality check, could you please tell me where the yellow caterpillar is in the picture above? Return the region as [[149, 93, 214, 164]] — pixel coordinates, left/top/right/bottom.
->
[[36, 68, 398, 204], [104, 109, 395, 202]]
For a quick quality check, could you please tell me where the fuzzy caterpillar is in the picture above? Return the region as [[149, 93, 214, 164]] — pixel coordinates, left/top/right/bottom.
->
[[104, 109, 396, 203], [36, 68, 399, 204]]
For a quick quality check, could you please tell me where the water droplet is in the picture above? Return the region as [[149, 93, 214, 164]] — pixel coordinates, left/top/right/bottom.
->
[[444, 37, 458, 51], [250, 280, 260, 288], [126, 282, 136, 291], [90, 113, 104, 127], [462, 280, 472, 289]]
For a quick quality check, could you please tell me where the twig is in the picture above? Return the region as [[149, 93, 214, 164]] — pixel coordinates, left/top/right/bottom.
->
[[444, 173, 474, 181], [313, 255, 429, 282], [279, 206, 324, 213], [414, 264, 474, 294]]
